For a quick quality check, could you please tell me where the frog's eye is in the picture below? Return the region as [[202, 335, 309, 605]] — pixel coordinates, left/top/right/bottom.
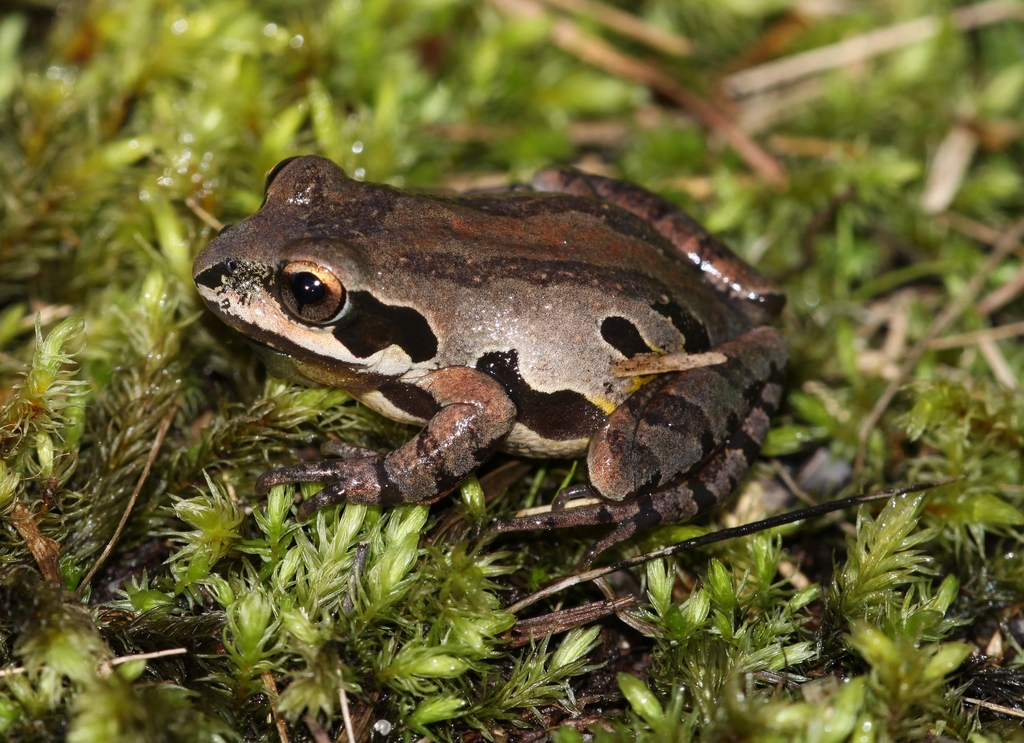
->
[[280, 261, 345, 324], [263, 156, 301, 198]]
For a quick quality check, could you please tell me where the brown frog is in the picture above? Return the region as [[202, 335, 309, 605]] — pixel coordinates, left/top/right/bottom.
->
[[192, 156, 787, 565]]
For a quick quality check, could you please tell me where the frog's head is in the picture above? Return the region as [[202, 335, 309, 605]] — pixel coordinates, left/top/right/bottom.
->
[[192, 156, 418, 383]]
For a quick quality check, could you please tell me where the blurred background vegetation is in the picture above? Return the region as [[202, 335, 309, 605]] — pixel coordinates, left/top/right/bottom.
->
[[2, 0, 1024, 740]]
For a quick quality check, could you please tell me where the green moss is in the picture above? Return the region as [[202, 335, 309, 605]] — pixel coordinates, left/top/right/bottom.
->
[[3, 0, 1024, 739]]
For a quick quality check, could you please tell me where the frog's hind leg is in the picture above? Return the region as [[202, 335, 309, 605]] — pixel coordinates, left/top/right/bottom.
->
[[491, 326, 786, 568], [580, 368, 781, 567], [531, 167, 784, 325]]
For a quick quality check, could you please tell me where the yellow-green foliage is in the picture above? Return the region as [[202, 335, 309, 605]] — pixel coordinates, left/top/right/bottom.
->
[[2, 0, 1024, 741]]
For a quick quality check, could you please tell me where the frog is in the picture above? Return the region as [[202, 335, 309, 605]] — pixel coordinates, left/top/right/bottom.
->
[[192, 155, 788, 566]]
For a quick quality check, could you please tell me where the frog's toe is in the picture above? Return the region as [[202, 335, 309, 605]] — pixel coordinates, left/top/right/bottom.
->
[[295, 485, 348, 522], [552, 483, 595, 511], [255, 460, 355, 494]]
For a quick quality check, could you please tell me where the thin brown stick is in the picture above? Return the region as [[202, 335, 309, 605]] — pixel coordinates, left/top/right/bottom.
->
[[770, 459, 817, 507], [962, 697, 1024, 719], [487, 0, 786, 185], [185, 195, 225, 232], [110, 648, 187, 665], [303, 716, 331, 743], [551, 19, 786, 185], [941, 211, 1024, 315], [6, 648, 187, 682], [928, 319, 1024, 350], [977, 336, 1018, 389], [942, 211, 1024, 256], [262, 671, 290, 743], [538, 0, 691, 56], [338, 687, 357, 743], [506, 479, 953, 614], [723, 0, 1024, 98], [506, 595, 641, 646], [853, 217, 1024, 474], [77, 401, 180, 594], [98, 648, 189, 679], [978, 267, 1024, 316], [593, 575, 658, 635]]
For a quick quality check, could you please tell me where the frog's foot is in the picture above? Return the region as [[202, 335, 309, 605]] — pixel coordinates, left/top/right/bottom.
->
[[492, 327, 786, 568], [255, 366, 516, 521], [256, 456, 397, 520]]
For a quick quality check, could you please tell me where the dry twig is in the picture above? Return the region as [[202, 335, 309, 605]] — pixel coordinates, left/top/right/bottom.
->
[[506, 595, 640, 646], [9, 503, 62, 583], [920, 123, 979, 215], [538, 0, 691, 56], [339, 687, 357, 743], [723, 0, 1024, 98], [185, 195, 225, 232], [977, 336, 1018, 389], [303, 716, 331, 743], [262, 671, 290, 743], [506, 479, 952, 614], [941, 212, 1024, 315], [77, 401, 180, 594], [854, 217, 1024, 474], [963, 697, 1024, 719], [488, 0, 787, 185], [928, 319, 1024, 350]]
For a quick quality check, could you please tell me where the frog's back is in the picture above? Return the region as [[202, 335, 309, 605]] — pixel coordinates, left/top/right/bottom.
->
[[193, 156, 760, 458], [338, 185, 753, 456]]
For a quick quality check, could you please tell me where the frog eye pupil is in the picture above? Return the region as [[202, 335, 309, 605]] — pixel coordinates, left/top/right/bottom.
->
[[291, 272, 326, 307], [281, 261, 345, 324]]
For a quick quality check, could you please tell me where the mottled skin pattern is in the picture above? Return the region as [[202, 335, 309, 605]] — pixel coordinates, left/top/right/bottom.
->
[[193, 156, 787, 566]]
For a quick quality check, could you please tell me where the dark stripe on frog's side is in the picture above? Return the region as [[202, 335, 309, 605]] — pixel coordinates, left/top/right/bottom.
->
[[333, 291, 438, 363], [389, 250, 673, 294], [475, 350, 606, 441], [651, 298, 710, 352], [458, 192, 672, 252], [529, 168, 786, 324], [600, 316, 654, 358], [378, 380, 439, 421]]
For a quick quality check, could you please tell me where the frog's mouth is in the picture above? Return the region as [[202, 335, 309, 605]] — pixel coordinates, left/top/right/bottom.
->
[[245, 338, 390, 392], [246, 340, 310, 384]]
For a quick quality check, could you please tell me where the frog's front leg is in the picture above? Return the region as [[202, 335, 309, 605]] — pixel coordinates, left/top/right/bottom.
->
[[492, 326, 786, 566], [255, 367, 517, 521]]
